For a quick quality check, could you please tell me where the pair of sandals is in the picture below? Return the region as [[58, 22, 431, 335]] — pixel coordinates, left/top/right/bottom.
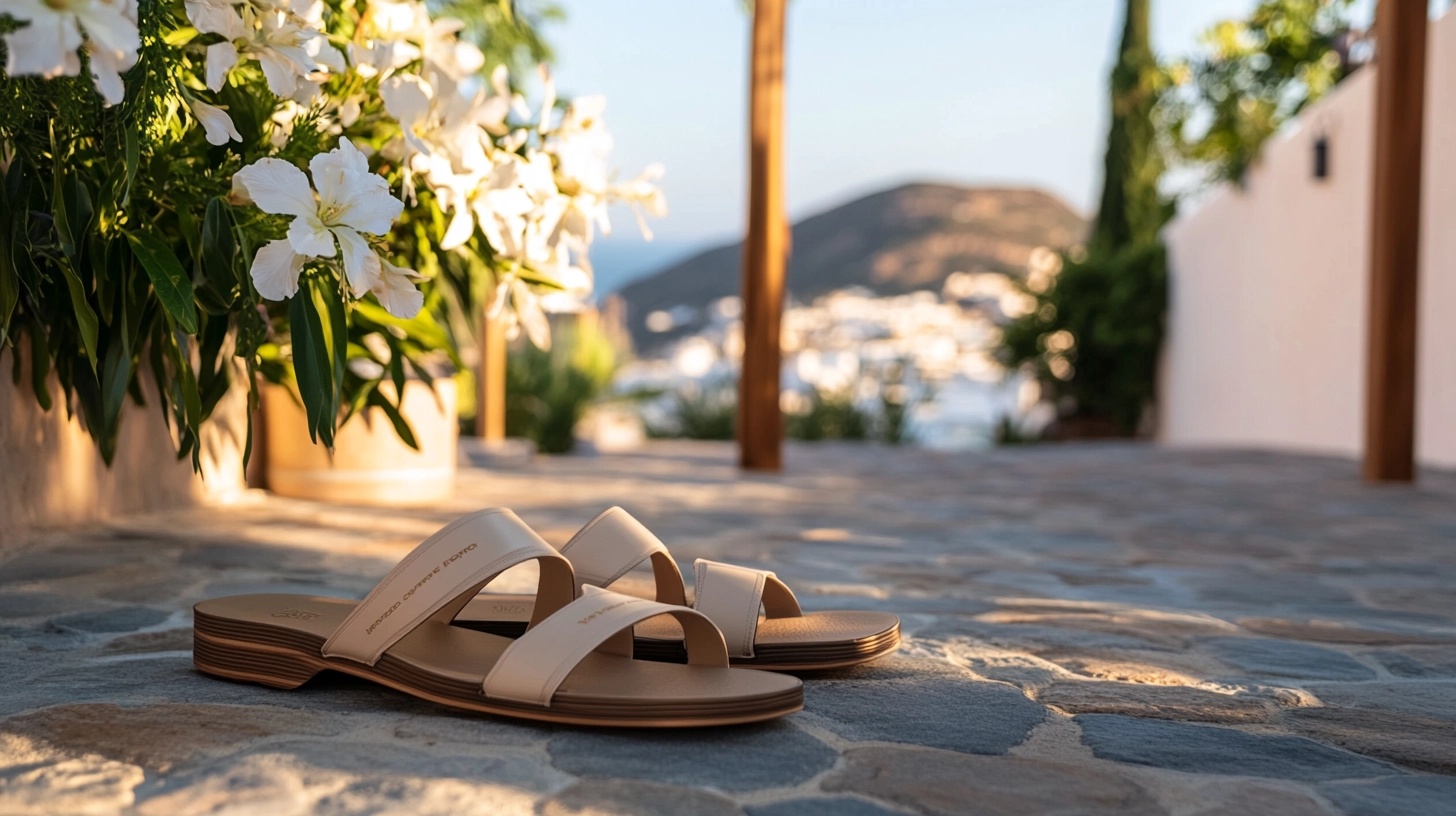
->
[[194, 507, 901, 727]]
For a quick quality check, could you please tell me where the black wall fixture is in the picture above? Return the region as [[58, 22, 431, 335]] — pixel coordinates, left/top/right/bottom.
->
[[1313, 135, 1331, 180]]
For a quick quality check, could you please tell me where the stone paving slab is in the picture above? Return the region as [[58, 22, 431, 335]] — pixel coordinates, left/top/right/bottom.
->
[[2, 441, 1456, 815]]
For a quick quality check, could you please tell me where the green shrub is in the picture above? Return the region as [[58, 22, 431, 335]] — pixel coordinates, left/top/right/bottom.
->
[[877, 361, 917, 445], [787, 389, 870, 441], [650, 366, 921, 444], [1000, 241, 1167, 436], [648, 381, 737, 441], [1162, 0, 1356, 186], [504, 317, 618, 454]]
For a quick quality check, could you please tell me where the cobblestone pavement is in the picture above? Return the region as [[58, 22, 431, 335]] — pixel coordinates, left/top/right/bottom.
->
[[2, 441, 1455, 815]]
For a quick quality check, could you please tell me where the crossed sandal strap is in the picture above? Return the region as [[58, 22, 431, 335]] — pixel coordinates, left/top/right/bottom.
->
[[482, 585, 729, 707], [322, 508, 575, 664], [693, 559, 803, 658], [558, 506, 688, 606]]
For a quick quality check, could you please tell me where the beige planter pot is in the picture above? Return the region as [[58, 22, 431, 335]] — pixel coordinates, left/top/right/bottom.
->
[[263, 379, 458, 506], [1, 347, 249, 551]]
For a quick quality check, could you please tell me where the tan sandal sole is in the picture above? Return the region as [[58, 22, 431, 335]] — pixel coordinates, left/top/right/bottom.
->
[[194, 596, 802, 728]]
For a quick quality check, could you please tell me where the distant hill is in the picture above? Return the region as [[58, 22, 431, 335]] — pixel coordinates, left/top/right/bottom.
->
[[618, 182, 1086, 351]]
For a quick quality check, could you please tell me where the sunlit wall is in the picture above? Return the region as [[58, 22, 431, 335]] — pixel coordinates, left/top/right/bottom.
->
[[1161, 7, 1456, 469]]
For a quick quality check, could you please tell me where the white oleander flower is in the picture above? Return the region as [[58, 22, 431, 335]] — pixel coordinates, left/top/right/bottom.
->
[[184, 0, 246, 39], [234, 138, 422, 317], [421, 16, 484, 81], [266, 99, 304, 148], [506, 275, 550, 349], [381, 70, 508, 176], [350, 0, 425, 79], [611, 163, 668, 241], [189, 98, 242, 145], [549, 96, 613, 193], [367, 0, 427, 36], [83, 33, 138, 105], [348, 39, 415, 79], [537, 93, 666, 254], [372, 254, 425, 318], [465, 150, 559, 258], [3, 0, 139, 105], [206, 9, 334, 97], [426, 159, 488, 251]]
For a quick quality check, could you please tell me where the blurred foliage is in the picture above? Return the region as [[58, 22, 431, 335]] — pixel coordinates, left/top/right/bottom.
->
[[650, 367, 917, 444], [437, 0, 562, 76], [1090, 0, 1171, 256], [994, 416, 1038, 446], [877, 360, 916, 445], [504, 316, 618, 454], [648, 381, 738, 441], [1001, 0, 1169, 440], [787, 389, 870, 442], [1001, 242, 1168, 436], [1162, 0, 1357, 186]]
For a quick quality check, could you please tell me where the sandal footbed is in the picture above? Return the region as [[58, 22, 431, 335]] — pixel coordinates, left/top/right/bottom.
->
[[458, 593, 901, 669]]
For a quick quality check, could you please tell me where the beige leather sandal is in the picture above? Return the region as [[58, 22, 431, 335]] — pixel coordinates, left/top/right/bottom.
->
[[455, 507, 901, 671], [193, 508, 803, 727]]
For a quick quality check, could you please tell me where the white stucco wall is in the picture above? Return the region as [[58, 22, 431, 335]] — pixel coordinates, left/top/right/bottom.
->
[[1418, 10, 1456, 469], [1161, 8, 1455, 468]]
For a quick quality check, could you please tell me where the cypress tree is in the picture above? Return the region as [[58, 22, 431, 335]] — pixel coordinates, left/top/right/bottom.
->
[[1089, 0, 1169, 255]]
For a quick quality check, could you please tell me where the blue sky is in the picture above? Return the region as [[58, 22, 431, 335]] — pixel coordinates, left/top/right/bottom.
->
[[541, 1, 1377, 281]]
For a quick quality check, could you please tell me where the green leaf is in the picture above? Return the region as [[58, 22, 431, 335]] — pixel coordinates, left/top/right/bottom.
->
[[368, 388, 419, 451], [168, 326, 204, 434], [122, 251, 150, 348], [148, 325, 173, 433], [388, 343, 406, 406], [9, 223, 41, 301], [3, 155, 25, 208], [404, 356, 436, 388], [515, 265, 567, 291], [197, 315, 234, 415], [290, 276, 336, 446], [345, 377, 378, 418], [121, 128, 139, 208], [0, 230, 17, 347], [100, 334, 134, 440], [57, 259, 100, 371], [197, 199, 238, 315], [126, 230, 199, 334], [27, 321, 52, 411], [51, 168, 75, 262], [352, 298, 454, 362], [162, 25, 198, 46], [325, 278, 348, 409], [200, 198, 236, 287], [64, 176, 95, 260], [174, 198, 202, 266]]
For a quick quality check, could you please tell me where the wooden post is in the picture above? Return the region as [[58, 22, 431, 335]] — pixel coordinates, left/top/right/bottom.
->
[[475, 313, 507, 441], [1363, 0, 1427, 483], [739, 0, 789, 471]]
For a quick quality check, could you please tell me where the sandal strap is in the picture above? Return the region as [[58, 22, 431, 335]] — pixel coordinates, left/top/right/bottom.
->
[[692, 559, 802, 658], [558, 507, 688, 606], [322, 508, 574, 665], [482, 585, 729, 706]]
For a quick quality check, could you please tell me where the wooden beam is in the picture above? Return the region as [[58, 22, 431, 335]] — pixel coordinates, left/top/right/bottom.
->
[[475, 312, 507, 441], [739, 0, 789, 471], [1363, 0, 1428, 483]]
